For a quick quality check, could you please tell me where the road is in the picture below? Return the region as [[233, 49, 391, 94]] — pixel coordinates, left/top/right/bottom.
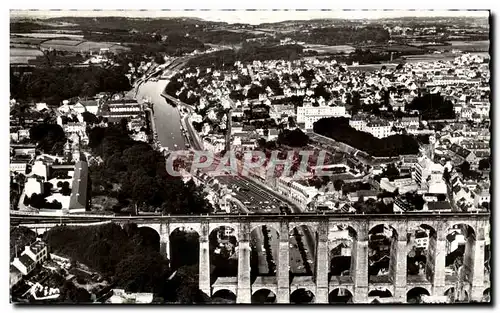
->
[[157, 85, 319, 276], [135, 80, 185, 151], [216, 176, 284, 213]]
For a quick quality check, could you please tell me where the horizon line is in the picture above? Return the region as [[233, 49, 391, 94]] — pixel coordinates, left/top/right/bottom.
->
[[10, 9, 490, 25]]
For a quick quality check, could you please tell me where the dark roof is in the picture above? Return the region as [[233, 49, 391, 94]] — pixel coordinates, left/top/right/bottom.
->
[[449, 143, 472, 159], [415, 231, 428, 239], [19, 254, 35, 267], [394, 198, 413, 211], [29, 240, 47, 254], [426, 201, 452, 211], [356, 190, 378, 197], [69, 161, 88, 210]]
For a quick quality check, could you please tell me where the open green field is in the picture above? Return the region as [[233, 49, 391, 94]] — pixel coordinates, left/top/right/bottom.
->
[[365, 44, 424, 53], [446, 40, 489, 51], [10, 47, 44, 64], [12, 32, 84, 39], [41, 39, 84, 46], [38, 39, 129, 53], [304, 44, 355, 54], [427, 40, 489, 52], [11, 36, 47, 45]]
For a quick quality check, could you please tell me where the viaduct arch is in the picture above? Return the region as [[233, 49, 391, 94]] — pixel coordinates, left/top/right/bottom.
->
[[18, 213, 490, 304]]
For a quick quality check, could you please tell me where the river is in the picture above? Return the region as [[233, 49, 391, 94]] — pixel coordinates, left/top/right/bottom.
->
[[134, 79, 185, 151]]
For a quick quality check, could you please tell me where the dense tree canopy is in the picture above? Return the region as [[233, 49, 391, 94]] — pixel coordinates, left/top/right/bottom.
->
[[478, 157, 491, 170], [277, 128, 309, 147], [186, 43, 304, 69], [88, 125, 211, 214], [288, 26, 390, 46], [313, 117, 420, 157], [29, 123, 66, 155], [406, 93, 456, 120], [44, 223, 170, 293], [11, 65, 131, 106]]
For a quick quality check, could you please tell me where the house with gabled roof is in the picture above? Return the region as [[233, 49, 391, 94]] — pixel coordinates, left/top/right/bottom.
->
[[448, 143, 477, 163]]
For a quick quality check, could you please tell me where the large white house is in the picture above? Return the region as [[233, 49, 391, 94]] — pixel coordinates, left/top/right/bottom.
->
[[297, 104, 348, 130]]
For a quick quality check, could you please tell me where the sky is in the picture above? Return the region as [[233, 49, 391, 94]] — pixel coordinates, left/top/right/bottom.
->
[[10, 9, 490, 25]]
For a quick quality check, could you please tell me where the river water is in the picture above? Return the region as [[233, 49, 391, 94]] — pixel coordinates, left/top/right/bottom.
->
[[135, 79, 185, 150]]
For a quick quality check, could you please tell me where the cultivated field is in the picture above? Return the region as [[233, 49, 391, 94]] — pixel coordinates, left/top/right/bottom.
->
[[10, 37, 47, 45], [38, 39, 130, 53], [304, 44, 355, 54], [12, 32, 84, 39], [10, 47, 44, 64], [446, 40, 489, 51], [425, 40, 489, 52], [40, 39, 84, 47]]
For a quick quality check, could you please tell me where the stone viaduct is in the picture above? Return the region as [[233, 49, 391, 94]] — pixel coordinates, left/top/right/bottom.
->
[[18, 213, 490, 303]]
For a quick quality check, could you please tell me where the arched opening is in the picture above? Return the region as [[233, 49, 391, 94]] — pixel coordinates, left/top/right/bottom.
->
[[249, 225, 279, 281], [251, 289, 277, 304], [289, 225, 317, 277], [368, 224, 397, 283], [329, 225, 356, 283], [211, 289, 236, 303], [169, 227, 200, 271], [406, 224, 436, 283], [368, 289, 392, 298], [137, 227, 161, 252], [482, 288, 490, 303], [445, 224, 475, 284], [209, 226, 238, 280], [329, 288, 353, 303], [444, 287, 456, 303], [290, 288, 315, 304], [406, 287, 430, 303]]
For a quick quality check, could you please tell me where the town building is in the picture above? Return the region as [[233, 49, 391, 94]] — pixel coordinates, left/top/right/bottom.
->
[[297, 104, 347, 130], [11, 239, 48, 276], [276, 177, 319, 211]]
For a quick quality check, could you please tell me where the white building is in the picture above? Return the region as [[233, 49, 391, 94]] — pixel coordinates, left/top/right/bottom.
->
[[349, 117, 392, 138], [473, 186, 490, 207], [297, 105, 348, 130], [415, 230, 430, 249], [276, 177, 319, 211], [11, 239, 48, 276], [365, 121, 392, 139], [412, 156, 445, 191]]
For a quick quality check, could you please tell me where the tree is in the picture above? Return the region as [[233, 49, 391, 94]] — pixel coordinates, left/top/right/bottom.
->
[[313, 117, 419, 157], [443, 167, 451, 183], [333, 179, 344, 191], [478, 158, 490, 170], [154, 54, 166, 65], [382, 163, 400, 180], [61, 181, 72, 196], [406, 94, 455, 120], [82, 111, 99, 124], [277, 128, 309, 147], [29, 123, 66, 154], [459, 161, 471, 175]]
